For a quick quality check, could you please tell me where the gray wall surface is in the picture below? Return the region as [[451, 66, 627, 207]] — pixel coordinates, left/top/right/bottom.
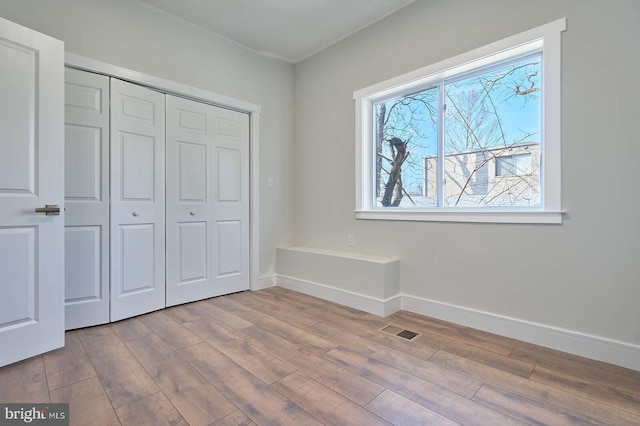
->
[[294, 0, 640, 346]]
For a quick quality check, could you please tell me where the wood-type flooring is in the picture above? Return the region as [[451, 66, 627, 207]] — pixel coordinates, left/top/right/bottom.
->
[[1, 287, 639, 425]]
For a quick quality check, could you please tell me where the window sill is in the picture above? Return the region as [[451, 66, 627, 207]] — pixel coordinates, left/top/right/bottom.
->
[[354, 209, 563, 224]]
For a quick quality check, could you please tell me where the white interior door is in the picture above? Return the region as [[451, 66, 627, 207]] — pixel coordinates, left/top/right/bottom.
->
[[110, 79, 166, 322], [64, 68, 110, 329], [211, 104, 250, 296], [166, 96, 249, 306], [166, 95, 212, 306], [0, 17, 65, 366]]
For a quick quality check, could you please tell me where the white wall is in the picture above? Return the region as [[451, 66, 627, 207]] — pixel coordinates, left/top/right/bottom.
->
[[294, 0, 640, 355], [0, 0, 295, 279]]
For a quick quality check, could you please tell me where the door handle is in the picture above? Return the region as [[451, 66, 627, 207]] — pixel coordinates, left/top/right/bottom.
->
[[35, 204, 61, 215]]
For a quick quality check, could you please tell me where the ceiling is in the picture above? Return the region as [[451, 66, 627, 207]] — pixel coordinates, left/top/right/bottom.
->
[[137, 0, 415, 63]]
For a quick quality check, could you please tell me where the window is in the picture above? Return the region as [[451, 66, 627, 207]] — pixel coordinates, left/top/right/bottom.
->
[[354, 19, 566, 223]]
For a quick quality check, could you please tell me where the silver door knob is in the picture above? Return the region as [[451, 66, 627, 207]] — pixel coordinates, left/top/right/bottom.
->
[[132, 211, 139, 217], [190, 211, 196, 216], [35, 205, 60, 215]]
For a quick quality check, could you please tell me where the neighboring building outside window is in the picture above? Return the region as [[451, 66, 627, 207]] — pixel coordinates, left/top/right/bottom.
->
[[424, 143, 540, 208], [495, 152, 534, 177]]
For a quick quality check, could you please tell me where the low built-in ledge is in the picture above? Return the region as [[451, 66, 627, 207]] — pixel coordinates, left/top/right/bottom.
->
[[275, 247, 400, 316]]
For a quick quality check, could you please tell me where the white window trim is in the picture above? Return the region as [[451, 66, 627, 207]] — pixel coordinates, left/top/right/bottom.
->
[[354, 18, 566, 224]]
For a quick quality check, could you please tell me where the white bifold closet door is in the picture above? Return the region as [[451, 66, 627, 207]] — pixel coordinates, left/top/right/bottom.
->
[[64, 68, 110, 330], [166, 95, 249, 306], [110, 79, 166, 322]]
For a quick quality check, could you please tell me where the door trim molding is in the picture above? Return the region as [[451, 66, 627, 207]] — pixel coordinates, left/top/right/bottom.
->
[[65, 53, 262, 292], [65, 53, 261, 113]]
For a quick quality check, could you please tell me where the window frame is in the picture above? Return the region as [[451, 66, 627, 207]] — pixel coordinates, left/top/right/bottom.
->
[[354, 18, 566, 224]]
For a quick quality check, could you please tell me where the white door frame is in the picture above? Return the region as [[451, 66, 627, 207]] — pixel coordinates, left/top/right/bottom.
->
[[64, 53, 265, 292]]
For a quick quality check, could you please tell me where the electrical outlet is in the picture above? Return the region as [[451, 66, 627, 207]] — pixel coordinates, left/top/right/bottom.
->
[[347, 233, 355, 246]]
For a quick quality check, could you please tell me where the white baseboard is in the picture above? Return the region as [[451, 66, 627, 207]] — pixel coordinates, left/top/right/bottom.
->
[[402, 294, 640, 373], [252, 275, 276, 291], [273, 274, 640, 372], [276, 275, 401, 317]]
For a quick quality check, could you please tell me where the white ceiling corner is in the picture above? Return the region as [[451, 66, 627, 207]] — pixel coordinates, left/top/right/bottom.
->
[[136, 0, 415, 62]]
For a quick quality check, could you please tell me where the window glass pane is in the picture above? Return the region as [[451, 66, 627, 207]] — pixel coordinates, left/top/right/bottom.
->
[[443, 55, 541, 207], [496, 153, 533, 177], [374, 86, 439, 207]]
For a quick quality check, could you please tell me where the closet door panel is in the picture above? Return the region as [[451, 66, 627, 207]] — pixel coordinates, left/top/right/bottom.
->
[[120, 224, 155, 292], [120, 132, 156, 200], [211, 108, 250, 296], [178, 221, 208, 281], [64, 68, 110, 330], [65, 226, 101, 300], [217, 220, 242, 275], [166, 95, 212, 306], [110, 79, 165, 322]]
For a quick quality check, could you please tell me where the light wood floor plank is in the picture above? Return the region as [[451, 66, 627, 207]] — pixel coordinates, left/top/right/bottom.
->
[[110, 318, 153, 342], [236, 325, 385, 406], [227, 290, 319, 329], [314, 366, 386, 407], [43, 330, 97, 391], [49, 376, 119, 426], [234, 324, 334, 380], [0, 356, 49, 403], [390, 310, 519, 356], [179, 342, 324, 426], [530, 365, 640, 416], [366, 389, 461, 426], [187, 299, 253, 331], [138, 311, 202, 350], [513, 340, 623, 374], [387, 314, 536, 378], [302, 307, 390, 337], [385, 310, 467, 340], [272, 371, 392, 425], [211, 410, 256, 425], [125, 334, 236, 425], [430, 349, 640, 426], [210, 297, 338, 355], [163, 303, 207, 325], [235, 287, 312, 313], [183, 318, 296, 385], [324, 346, 526, 426], [513, 345, 640, 397], [473, 384, 596, 426], [266, 287, 369, 320], [116, 391, 188, 426], [77, 325, 159, 409], [308, 321, 482, 398]]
